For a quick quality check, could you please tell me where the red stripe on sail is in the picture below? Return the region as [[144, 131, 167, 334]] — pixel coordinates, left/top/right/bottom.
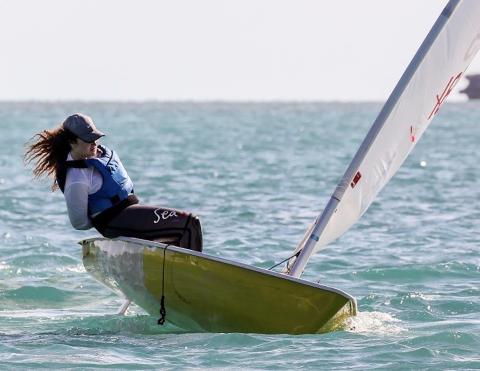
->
[[351, 171, 362, 188]]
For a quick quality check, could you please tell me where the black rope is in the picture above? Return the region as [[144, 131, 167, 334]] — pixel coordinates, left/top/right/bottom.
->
[[157, 244, 169, 325], [268, 250, 301, 271]]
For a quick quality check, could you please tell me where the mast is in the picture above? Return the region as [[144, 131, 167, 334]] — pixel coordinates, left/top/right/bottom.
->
[[288, 0, 465, 278]]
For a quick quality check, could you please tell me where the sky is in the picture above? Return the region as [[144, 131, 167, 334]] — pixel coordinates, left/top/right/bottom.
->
[[1, 0, 479, 101]]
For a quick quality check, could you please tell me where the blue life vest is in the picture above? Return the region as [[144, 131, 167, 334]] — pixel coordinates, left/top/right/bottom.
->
[[66, 145, 134, 216]]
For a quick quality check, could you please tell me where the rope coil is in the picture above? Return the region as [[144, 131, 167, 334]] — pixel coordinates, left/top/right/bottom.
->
[[157, 245, 169, 325]]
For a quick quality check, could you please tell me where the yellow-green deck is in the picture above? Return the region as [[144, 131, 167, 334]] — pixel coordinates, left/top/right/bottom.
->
[[82, 237, 356, 334]]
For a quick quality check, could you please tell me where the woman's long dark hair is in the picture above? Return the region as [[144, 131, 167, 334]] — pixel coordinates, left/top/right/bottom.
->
[[24, 126, 77, 191]]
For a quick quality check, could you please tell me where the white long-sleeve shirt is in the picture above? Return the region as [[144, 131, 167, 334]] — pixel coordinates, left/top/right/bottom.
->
[[63, 153, 103, 230]]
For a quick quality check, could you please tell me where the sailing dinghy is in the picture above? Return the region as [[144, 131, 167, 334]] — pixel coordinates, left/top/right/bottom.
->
[[81, 0, 480, 334]]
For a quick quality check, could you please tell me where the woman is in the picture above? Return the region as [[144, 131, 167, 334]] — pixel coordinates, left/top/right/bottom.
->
[[24, 113, 203, 252]]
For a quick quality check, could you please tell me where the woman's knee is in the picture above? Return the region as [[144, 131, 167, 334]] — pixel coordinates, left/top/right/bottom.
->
[[188, 214, 203, 252], [190, 214, 201, 228]]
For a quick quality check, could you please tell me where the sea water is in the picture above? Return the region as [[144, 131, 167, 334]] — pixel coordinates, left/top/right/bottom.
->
[[0, 102, 479, 369]]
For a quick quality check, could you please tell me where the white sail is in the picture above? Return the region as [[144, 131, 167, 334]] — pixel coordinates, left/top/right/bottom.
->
[[288, 0, 480, 277]]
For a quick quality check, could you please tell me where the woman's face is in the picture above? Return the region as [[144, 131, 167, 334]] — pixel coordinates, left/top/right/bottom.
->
[[70, 138, 99, 159]]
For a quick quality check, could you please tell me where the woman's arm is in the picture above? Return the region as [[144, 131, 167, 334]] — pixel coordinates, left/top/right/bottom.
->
[[64, 181, 93, 230]]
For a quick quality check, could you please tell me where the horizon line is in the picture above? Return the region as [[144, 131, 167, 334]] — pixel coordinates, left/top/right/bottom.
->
[[0, 98, 473, 104]]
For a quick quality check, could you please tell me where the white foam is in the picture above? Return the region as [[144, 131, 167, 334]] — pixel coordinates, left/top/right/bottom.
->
[[345, 311, 406, 335], [56, 264, 86, 273]]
